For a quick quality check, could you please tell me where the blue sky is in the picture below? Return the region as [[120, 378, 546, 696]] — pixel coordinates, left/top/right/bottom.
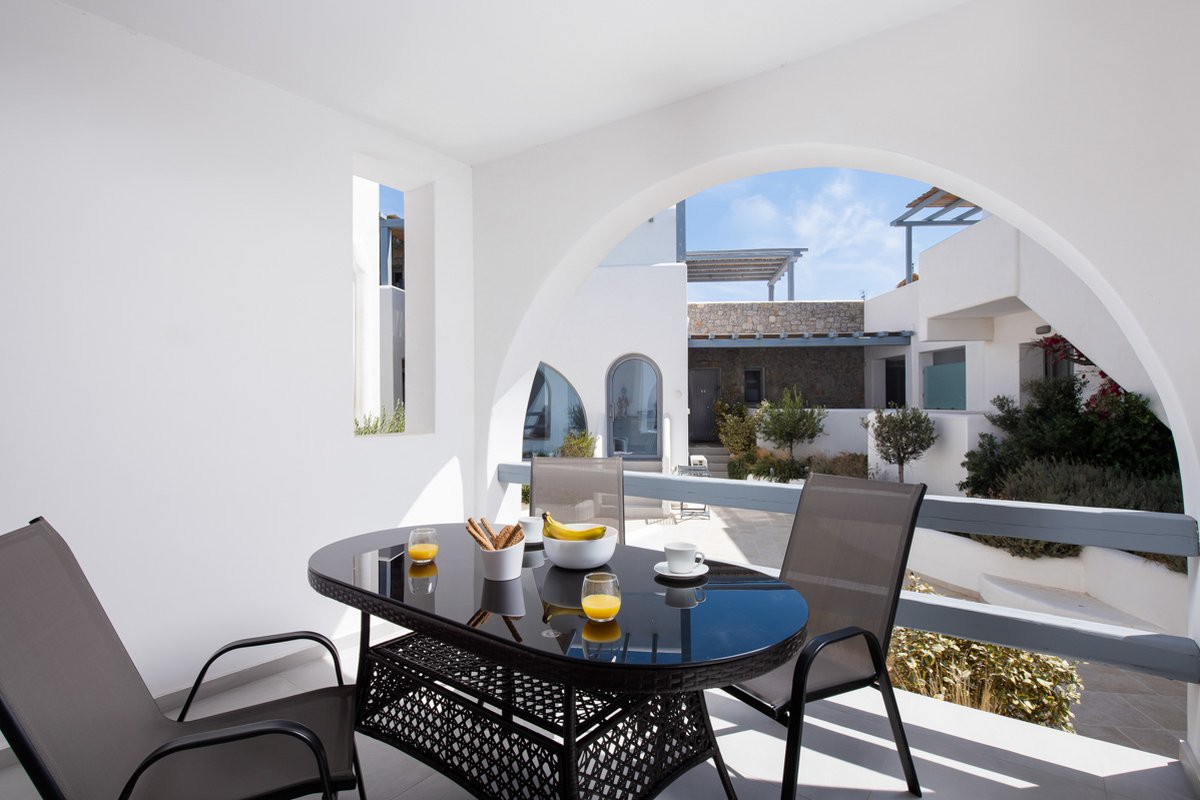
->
[[684, 168, 966, 302], [380, 184, 405, 218], [381, 169, 968, 303]]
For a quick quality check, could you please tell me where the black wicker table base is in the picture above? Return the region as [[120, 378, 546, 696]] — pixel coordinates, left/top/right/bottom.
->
[[357, 633, 736, 800]]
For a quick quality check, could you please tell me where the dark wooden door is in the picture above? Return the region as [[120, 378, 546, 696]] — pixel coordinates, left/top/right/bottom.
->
[[688, 368, 720, 441]]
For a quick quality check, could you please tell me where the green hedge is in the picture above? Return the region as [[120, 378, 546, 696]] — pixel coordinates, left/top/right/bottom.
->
[[968, 458, 1186, 569], [806, 451, 869, 479]]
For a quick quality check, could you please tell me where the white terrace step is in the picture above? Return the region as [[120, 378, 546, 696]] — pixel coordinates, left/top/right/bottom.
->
[[977, 573, 1163, 632]]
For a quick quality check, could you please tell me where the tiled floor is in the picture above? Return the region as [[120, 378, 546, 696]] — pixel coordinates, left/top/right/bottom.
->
[[626, 502, 1192, 760], [1, 650, 1192, 799]]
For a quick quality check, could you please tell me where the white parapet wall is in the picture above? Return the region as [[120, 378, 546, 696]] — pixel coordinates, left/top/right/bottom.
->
[[909, 528, 1187, 635], [866, 410, 994, 496]]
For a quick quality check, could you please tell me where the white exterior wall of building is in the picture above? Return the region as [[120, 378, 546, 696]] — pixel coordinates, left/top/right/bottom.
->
[[1, 3, 476, 696], [535, 260, 689, 474]]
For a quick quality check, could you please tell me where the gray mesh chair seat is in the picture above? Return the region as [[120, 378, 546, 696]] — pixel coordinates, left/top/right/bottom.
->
[[723, 474, 927, 800], [0, 518, 365, 800], [529, 456, 625, 542]]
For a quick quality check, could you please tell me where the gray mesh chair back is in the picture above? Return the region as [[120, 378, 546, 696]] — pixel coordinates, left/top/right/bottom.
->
[[725, 473, 926, 799], [0, 518, 362, 800], [0, 518, 167, 799], [529, 457, 625, 543]]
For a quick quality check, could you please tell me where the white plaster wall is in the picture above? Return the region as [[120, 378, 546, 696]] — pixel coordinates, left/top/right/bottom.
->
[[912, 215, 1163, 417], [864, 281, 919, 332], [910, 529, 1188, 635], [867, 411, 996, 496], [599, 206, 678, 267], [0, 3, 475, 696], [783, 408, 869, 461], [534, 263, 689, 473]]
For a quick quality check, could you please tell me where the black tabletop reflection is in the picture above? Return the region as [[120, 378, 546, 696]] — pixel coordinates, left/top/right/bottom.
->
[[310, 524, 807, 671]]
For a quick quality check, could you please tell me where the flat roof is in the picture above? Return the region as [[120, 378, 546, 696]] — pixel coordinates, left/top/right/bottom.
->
[[688, 330, 913, 348]]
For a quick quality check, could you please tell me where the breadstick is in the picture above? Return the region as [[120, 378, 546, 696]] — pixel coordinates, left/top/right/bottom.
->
[[495, 524, 515, 550], [467, 518, 493, 548], [503, 616, 523, 642], [480, 517, 500, 548], [465, 520, 494, 551]]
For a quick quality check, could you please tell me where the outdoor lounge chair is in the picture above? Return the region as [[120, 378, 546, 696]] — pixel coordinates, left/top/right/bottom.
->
[[723, 473, 926, 799], [530, 456, 625, 543], [0, 517, 365, 800]]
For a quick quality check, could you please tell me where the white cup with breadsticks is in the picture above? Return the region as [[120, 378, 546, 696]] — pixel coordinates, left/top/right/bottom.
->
[[466, 517, 526, 582]]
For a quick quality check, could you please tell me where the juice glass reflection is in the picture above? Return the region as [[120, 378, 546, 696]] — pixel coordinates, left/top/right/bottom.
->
[[407, 528, 438, 564], [407, 562, 438, 595], [581, 572, 620, 622]]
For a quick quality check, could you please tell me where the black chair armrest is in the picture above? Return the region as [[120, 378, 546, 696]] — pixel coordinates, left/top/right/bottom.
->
[[178, 631, 343, 721], [118, 719, 335, 800], [791, 625, 887, 700]]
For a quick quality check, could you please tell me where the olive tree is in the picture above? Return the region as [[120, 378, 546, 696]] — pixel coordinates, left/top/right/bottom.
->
[[863, 406, 937, 483], [757, 387, 827, 461]]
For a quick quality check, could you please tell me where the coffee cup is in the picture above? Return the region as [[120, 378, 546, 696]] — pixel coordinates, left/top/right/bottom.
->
[[665, 586, 706, 609], [664, 542, 704, 575]]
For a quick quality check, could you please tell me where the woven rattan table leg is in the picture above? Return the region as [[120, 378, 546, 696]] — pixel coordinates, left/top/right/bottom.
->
[[561, 686, 580, 800]]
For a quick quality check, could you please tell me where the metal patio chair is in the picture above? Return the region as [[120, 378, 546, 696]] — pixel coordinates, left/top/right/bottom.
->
[[722, 473, 927, 799], [0, 517, 366, 800], [530, 456, 625, 543]]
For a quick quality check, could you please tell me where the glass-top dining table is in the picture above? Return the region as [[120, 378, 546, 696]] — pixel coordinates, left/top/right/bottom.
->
[[309, 524, 809, 800]]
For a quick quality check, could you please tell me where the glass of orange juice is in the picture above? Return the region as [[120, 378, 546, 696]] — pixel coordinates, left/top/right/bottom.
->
[[407, 528, 438, 564], [581, 572, 620, 622]]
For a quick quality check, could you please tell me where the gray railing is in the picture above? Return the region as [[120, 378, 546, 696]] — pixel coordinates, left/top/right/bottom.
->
[[497, 462, 1200, 682]]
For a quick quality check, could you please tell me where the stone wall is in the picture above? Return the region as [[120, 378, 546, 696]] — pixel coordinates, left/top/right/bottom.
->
[[688, 346, 865, 409], [688, 301, 864, 336]]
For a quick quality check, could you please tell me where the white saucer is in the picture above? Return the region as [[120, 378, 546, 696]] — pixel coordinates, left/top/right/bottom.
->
[[653, 561, 709, 580]]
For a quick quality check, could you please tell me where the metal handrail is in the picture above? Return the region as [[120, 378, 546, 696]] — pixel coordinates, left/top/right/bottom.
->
[[497, 461, 1200, 681]]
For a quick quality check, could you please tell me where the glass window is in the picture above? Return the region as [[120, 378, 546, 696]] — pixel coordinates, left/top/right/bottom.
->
[[608, 356, 660, 458], [522, 364, 586, 458], [744, 368, 764, 405]]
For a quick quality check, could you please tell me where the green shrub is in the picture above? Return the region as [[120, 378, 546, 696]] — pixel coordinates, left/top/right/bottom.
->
[[354, 399, 406, 435], [806, 451, 869, 479], [750, 453, 808, 483], [558, 430, 598, 457], [862, 406, 937, 483], [888, 577, 1083, 731], [521, 484, 531, 507], [757, 387, 827, 458], [960, 376, 1178, 497], [968, 458, 1186, 569], [713, 399, 760, 457], [726, 454, 752, 481]]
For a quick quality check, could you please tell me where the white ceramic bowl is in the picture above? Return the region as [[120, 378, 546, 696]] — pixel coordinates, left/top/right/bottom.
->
[[543, 525, 617, 570], [480, 539, 526, 581]]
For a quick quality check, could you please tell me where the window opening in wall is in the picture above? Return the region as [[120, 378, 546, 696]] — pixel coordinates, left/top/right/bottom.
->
[[922, 347, 966, 410], [353, 177, 406, 434], [744, 367, 764, 405], [522, 363, 586, 457], [608, 355, 661, 459], [885, 356, 906, 407]]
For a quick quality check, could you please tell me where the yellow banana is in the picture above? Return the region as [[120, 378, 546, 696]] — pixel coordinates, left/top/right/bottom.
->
[[542, 602, 585, 623], [541, 512, 606, 541]]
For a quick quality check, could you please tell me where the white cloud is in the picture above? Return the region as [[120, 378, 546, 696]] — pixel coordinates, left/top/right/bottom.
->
[[728, 194, 782, 234]]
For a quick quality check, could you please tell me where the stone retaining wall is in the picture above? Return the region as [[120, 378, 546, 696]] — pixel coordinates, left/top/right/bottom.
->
[[688, 301, 864, 336]]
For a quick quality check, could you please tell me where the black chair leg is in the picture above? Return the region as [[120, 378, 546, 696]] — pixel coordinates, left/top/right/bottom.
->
[[863, 636, 921, 797], [698, 691, 738, 799], [876, 675, 921, 796], [779, 697, 807, 800], [353, 742, 368, 800]]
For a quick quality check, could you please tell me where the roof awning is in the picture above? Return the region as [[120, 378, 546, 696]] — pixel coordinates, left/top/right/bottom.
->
[[688, 330, 912, 348], [685, 248, 808, 300]]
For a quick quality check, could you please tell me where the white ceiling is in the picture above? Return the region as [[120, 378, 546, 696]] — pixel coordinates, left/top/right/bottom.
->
[[62, 0, 969, 164]]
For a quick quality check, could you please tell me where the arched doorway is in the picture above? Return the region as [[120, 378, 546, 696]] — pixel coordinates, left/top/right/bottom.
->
[[607, 355, 661, 459]]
